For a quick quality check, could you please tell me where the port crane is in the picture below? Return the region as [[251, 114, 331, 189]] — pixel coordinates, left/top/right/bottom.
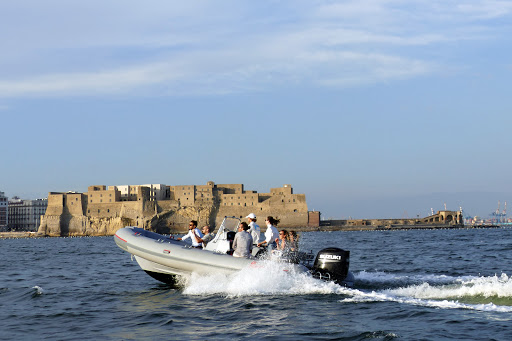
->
[[490, 201, 507, 224]]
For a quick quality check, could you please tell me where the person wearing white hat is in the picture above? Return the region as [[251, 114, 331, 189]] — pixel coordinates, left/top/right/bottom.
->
[[246, 213, 261, 245]]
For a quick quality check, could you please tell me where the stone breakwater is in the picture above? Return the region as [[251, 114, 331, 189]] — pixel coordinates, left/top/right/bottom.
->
[[0, 231, 40, 239]]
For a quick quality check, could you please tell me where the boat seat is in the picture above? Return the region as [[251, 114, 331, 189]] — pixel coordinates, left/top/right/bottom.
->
[[226, 231, 236, 255], [227, 231, 236, 240]]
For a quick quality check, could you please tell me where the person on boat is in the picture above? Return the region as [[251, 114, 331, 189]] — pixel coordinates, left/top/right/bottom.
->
[[257, 216, 279, 252], [232, 222, 253, 258], [246, 213, 261, 245], [275, 229, 290, 252], [177, 220, 203, 249], [194, 225, 215, 248], [288, 230, 299, 251]]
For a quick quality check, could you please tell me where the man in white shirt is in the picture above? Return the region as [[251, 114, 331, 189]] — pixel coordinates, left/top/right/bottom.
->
[[246, 213, 261, 245], [177, 220, 203, 248]]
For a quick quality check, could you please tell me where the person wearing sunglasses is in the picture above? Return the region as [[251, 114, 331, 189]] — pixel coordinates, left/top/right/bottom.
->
[[177, 220, 203, 249], [275, 230, 290, 251]]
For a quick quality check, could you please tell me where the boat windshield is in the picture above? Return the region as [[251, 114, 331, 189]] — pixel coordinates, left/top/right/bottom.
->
[[210, 216, 240, 244], [219, 216, 240, 233]]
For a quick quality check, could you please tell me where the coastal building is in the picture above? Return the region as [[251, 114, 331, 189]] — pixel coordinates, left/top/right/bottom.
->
[[38, 182, 311, 236], [8, 197, 48, 231], [0, 191, 8, 229]]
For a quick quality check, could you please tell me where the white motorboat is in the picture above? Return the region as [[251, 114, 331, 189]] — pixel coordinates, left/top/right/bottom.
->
[[114, 216, 354, 287]]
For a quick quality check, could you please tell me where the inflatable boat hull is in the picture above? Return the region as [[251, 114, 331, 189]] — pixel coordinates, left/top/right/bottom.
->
[[114, 226, 354, 287]]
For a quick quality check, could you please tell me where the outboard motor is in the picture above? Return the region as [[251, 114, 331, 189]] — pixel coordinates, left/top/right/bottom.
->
[[312, 248, 350, 284]]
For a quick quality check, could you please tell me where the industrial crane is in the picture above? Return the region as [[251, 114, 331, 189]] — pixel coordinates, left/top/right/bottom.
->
[[490, 201, 507, 224]]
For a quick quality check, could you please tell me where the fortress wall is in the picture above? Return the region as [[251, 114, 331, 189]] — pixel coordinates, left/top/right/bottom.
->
[[37, 215, 62, 236], [265, 194, 308, 211], [69, 216, 125, 236], [119, 201, 144, 219], [46, 193, 64, 215], [86, 202, 124, 218], [83, 201, 148, 222], [66, 215, 90, 236], [220, 192, 260, 208], [65, 193, 85, 216]]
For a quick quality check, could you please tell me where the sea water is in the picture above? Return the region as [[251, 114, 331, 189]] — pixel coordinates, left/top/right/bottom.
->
[[1, 228, 511, 340]]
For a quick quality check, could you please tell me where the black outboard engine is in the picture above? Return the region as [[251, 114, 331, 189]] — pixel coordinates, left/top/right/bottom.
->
[[312, 248, 350, 284]]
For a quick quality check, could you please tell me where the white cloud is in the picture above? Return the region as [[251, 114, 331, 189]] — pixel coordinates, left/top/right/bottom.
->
[[0, 45, 434, 98], [0, 0, 509, 98]]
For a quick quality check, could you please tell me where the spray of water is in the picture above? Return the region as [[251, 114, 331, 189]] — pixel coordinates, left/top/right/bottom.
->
[[181, 259, 350, 297]]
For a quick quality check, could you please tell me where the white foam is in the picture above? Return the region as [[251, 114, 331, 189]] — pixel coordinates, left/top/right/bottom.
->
[[355, 270, 475, 285], [32, 286, 44, 295], [340, 273, 512, 312], [182, 260, 350, 297], [386, 273, 512, 299]]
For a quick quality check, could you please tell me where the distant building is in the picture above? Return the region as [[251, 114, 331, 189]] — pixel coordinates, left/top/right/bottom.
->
[[116, 184, 169, 201], [142, 184, 169, 201], [0, 191, 8, 229], [8, 197, 48, 231]]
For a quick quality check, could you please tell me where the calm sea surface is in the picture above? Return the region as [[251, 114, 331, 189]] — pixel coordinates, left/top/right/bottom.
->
[[1, 227, 512, 340]]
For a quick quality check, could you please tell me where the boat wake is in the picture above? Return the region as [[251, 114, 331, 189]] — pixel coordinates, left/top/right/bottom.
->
[[341, 271, 512, 312], [181, 266, 512, 312]]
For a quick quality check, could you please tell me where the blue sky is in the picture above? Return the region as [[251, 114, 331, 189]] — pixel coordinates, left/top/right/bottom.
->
[[1, 1, 512, 219]]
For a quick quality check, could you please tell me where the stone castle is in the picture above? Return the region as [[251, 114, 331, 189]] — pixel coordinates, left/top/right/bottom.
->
[[38, 182, 315, 237]]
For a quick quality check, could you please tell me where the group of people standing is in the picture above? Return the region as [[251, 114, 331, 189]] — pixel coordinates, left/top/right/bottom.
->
[[176, 213, 299, 259]]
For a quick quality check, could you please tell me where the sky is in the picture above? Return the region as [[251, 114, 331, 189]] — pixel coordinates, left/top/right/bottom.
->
[[1, 0, 512, 219]]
